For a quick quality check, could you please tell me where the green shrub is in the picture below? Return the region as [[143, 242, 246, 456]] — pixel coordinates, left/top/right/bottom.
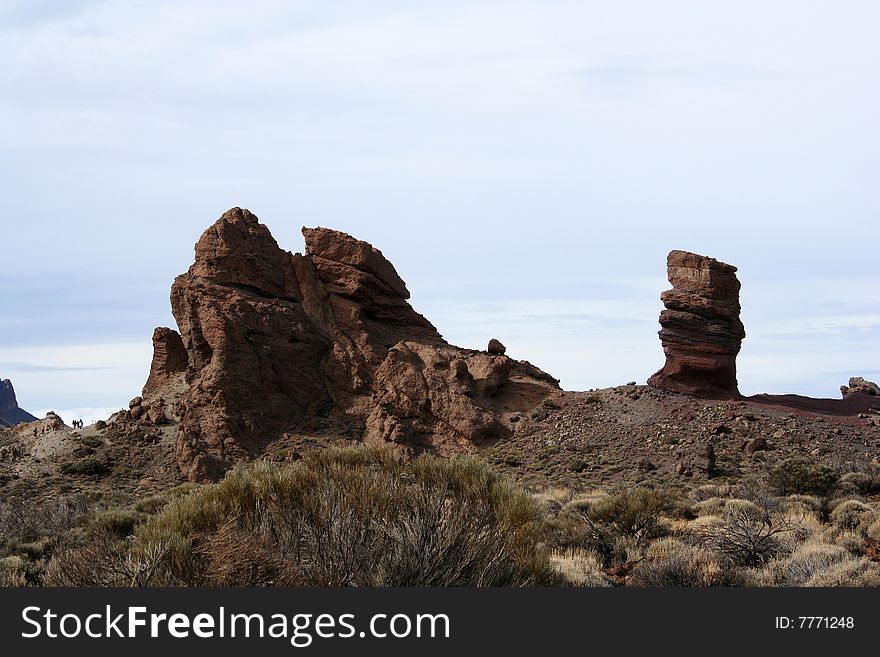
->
[[767, 457, 838, 498], [585, 488, 674, 543], [91, 509, 146, 537], [50, 447, 554, 587], [60, 458, 108, 477], [80, 436, 102, 449]]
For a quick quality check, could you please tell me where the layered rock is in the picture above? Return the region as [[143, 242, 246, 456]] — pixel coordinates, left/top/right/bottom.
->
[[647, 250, 745, 399], [156, 208, 559, 480], [0, 378, 37, 426]]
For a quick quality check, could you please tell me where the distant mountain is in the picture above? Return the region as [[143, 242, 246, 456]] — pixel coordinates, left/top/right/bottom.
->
[[0, 378, 37, 426]]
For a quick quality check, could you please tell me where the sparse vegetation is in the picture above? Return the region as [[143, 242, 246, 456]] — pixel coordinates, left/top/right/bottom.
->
[[60, 458, 108, 477]]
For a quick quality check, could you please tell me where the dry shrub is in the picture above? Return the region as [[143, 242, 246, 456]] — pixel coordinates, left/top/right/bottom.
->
[[803, 558, 880, 587], [0, 496, 92, 555], [645, 537, 688, 560], [44, 527, 167, 587], [757, 540, 851, 586], [867, 517, 880, 543], [829, 500, 875, 534], [628, 548, 749, 587], [778, 495, 824, 522], [0, 556, 40, 587], [548, 549, 613, 587], [582, 487, 674, 543], [696, 503, 793, 567], [562, 487, 675, 566], [56, 447, 553, 587], [832, 531, 865, 556]]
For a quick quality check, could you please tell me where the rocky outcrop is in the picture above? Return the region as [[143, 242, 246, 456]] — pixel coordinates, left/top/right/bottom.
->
[[142, 327, 188, 397], [841, 377, 880, 398], [647, 250, 745, 399], [0, 378, 37, 426], [157, 208, 559, 480]]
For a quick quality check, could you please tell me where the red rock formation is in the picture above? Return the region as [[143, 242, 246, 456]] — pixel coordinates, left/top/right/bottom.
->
[[156, 208, 559, 480], [142, 327, 188, 396], [647, 250, 745, 399]]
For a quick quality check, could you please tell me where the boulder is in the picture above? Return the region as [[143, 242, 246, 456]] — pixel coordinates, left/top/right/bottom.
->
[[487, 338, 506, 355]]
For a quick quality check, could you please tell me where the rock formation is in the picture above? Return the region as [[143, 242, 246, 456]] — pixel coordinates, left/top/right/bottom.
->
[[647, 250, 745, 399], [147, 208, 559, 480], [0, 378, 37, 426], [142, 327, 188, 396], [841, 377, 880, 398]]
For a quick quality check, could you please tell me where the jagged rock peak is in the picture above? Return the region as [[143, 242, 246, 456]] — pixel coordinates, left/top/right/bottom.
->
[[303, 227, 410, 299], [0, 378, 37, 426], [151, 208, 559, 481], [647, 250, 745, 399], [142, 327, 188, 397]]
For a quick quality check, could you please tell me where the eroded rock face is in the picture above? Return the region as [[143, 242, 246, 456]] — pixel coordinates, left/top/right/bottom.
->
[[142, 328, 189, 397], [157, 208, 559, 480], [647, 250, 745, 399], [0, 378, 37, 426], [841, 377, 880, 398]]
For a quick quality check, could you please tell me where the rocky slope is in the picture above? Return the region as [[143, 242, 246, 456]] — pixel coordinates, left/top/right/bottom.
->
[[0, 379, 37, 427], [149, 208, 559, 480], [648, 250, 745, 399]]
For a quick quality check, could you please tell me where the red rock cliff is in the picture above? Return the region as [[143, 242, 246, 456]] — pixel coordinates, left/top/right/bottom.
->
[[147, 208, 559, 480]]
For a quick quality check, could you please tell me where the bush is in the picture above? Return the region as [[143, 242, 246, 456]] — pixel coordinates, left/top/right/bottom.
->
[[548, 549, 613, 587], [80, 437, 102, 449], [50, 447, 554, 587], [696, 503, 793, 567], [758, 541, 851, 586], [867, 517, 880, 543], [91, 509, 146, 538], [767, 457, 838, 498], [829, 500, 875, 534], [584, 488, 674, 543], [0, 496, 92, 554], [628, 548, 749, 587], [44, 527, 167, 587], [803, 558, 880, 587], [60, 458, 108, 477]]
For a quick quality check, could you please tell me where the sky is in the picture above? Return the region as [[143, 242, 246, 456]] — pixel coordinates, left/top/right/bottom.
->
[[1, 0, 878, 423]]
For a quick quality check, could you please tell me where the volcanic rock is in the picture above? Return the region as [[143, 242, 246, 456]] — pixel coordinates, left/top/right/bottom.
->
[[647, 250, 745, 399], [841, 377, 880, 398], [0, 379, 37, 427], [142, 328, 188, 397], [487, 338, 506, 355], [156, 208, 560, 480]]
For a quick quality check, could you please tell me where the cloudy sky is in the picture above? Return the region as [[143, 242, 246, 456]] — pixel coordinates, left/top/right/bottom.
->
[[1, 1, 878, 422]]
